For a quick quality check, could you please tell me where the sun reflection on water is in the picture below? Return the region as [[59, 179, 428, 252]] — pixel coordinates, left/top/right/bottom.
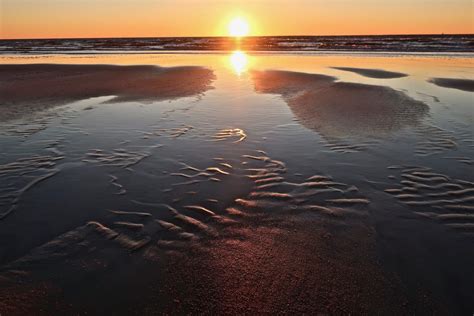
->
[[229, 51, 248, 76]]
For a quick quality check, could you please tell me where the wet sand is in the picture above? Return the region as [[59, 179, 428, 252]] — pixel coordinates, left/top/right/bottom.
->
[[252, 70, 428, 138], [332, 67, 408, 78], [429, 77, 474, 92], [152, 220, 415, 314], [0, 152, 430, 314], [0, 64, 215, 121], [0, 55, 473, 315]]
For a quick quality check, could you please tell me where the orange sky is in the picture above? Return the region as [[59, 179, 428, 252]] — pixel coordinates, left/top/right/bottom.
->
[[1, 0, 472, 39]]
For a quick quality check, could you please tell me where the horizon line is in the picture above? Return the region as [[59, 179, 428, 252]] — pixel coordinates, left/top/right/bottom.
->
[[1, 33, 473, 41]]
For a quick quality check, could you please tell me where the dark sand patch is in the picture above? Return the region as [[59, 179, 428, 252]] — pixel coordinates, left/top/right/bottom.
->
[[0, 64, 215, 122], [252, 70, 428, 138], [0, 220, 421, 314], [429, 77, 474, 92], [332, 67, 408, 79], [152, 221, 418, 315], [0, 281, 70, 315]]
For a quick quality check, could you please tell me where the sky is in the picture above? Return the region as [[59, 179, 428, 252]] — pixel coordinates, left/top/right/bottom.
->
[[1, 0, 472, 39]]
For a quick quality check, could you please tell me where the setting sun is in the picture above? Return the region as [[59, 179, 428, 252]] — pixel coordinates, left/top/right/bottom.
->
[[228, 17, 249, 37]]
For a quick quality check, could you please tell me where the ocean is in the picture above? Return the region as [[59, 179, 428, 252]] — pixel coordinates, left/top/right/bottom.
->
[[1, 34, 473, 54]]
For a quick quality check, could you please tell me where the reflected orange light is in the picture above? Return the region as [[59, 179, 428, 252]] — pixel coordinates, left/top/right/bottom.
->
[[229, 51, 248, 76]]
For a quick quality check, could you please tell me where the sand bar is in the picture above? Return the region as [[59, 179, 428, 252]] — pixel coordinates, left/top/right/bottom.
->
[[332, 67, 408, 79], [0, 64, 215, 121], [429, 77, 474, 92], [252, 70, 428, 138]]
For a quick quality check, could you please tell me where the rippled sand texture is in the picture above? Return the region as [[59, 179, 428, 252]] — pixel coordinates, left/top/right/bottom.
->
[[83, 147, 159, 169], [0, 64, 215, 121], [0, 155, 63, 220], [0, 55, 472, 314], [414, 123, 459, 156], [0, 64, 215, 224], [0, 150, 413, 314], [251, 70, 429, 142], [386, 166, 474, 235]]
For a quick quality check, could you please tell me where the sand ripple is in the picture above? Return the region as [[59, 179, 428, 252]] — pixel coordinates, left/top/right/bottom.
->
[[1, 149, 371, 271], [414, 123, 458, 156], [213, 128, 247, 143], [83, 146, 161, 169], [0, 154, 63, 220], [148, 125, 194, 139], [386, 166, 474, 235]]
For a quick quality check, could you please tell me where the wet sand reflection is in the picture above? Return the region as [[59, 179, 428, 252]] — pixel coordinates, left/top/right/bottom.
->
[[252, 70, 429, 139]]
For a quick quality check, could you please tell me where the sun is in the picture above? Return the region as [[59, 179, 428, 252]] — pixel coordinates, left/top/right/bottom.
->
[[228, 17, 249, 37]]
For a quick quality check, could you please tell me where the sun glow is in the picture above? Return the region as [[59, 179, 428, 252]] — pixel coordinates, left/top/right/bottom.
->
[[229, 51, 248, 76], [228, 17, 249, 37]]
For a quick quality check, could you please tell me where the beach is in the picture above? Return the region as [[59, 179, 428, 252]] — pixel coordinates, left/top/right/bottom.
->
[[0, 52, 473, 314]]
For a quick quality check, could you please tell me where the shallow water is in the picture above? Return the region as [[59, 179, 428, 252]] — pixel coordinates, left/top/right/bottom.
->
[[0, 53, 473, 314]]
